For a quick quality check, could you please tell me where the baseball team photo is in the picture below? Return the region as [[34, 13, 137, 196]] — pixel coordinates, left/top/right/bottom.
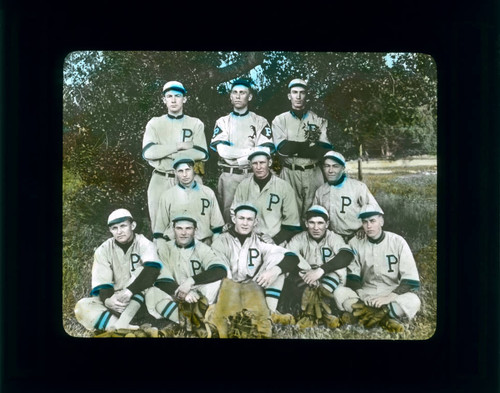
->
[[62, 51, 437, 340]]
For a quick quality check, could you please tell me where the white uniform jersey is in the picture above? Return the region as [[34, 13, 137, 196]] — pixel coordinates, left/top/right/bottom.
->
[[142, 114, 208, 172], [91, 234, 162, 295], [313, 176, 381, 236], [347, 231, 420, 297], [211, 231, 292, 282], [272, 110, 331, 167], [154, 181, 224, 240], [155, 239, 228, 284], [286, 230, 353, 289], [231, 174, 301, 237], [210, 111, 274, 168]]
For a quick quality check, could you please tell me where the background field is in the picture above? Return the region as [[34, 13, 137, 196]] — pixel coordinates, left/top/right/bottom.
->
[[63, 158, 437, 340]]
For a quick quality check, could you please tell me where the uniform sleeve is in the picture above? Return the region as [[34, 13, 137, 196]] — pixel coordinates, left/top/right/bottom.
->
[[91, 245, 114, 296], [153, 191, 172, 239], [209, 118, 230, 152], [142, 119, 178, 162], [345, 239, 362, 286], [210, 193, 225, 234], [280, 183, 302, 230], [358, 183, 381, 209], [155, 240, 176, 282], [271, 115, 287, 149], [192, 119, 209, 161], [396, 237, 420, 289]]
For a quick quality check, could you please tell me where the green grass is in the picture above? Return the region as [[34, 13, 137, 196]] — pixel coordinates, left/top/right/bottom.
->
[[62, 166, 437, 340]]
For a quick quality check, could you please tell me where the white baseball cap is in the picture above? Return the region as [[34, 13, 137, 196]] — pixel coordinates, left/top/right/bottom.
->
[[162, 81, 187, 95], [172, 157, 195, 169], [305, 205, 329, 221], [107, 208, 134, 226], [288, 78, 308, 89], [248, 146, 271, 161], [358, 204, 384, 219], [234, 203, 259, 215], [323, 150, 346, 167]]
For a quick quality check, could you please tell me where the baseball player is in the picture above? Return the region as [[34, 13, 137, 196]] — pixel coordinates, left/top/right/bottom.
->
[[230, 147, 302, 245], [210, 203, 302, 320], [333, 204, 421, 332], [145, 216, 228, 329], [153, 157, 224, 245], [209, 78, 275, 222], [279, 205, 355, 328], [312, 150, 382, 242], [272, 78, 333, 219], [74, 209, 162, 331], [142, 81, 209, 231]]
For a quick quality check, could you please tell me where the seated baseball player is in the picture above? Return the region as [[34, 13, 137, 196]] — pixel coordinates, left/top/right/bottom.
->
[[153, 157, 224, 245], [333, 204, 421, 333], [74, 209, 162, 332], [142, 80, 209, 231], [230, 146, 302, 245], [312, 150, 382, 242], [209, 78, 275, 222], [280, 205, 355, 329], [210, 203, 302, 329], [145, 216, 228, 336]]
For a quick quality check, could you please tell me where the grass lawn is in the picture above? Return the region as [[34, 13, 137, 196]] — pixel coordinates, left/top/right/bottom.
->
[[62, 164, 437, 340]]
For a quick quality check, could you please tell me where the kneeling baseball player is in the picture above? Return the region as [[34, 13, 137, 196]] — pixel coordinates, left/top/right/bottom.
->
[[282, 205, 355, 329], [334, 204, 421, 333], [74, 209, 162, 332], [208, 203, 302, 338], [145, 216, 228, 337]]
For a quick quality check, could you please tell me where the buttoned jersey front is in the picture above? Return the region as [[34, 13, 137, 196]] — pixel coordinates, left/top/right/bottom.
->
[[231, 174, 300, 237], [210, 111, 274, 168], [313, 176, 381, 236], [348, 231, 420, 296], [142, 114, 208, 172], [211, 232, 291, 282], [91, 234, 161, 295]]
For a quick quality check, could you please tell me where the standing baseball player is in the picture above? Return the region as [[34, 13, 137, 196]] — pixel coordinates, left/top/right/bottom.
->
[[74, 209, 162, 332], [313, 150, 382, 242], [230, 147, 302, 245], [211, 203, 301, 321], [272, 78, 333, 219], [142, 81, 209, 231], [145, 216, 228, 334], [333, 204, 421, 332], [154, 157, 224, 245], [210, 78, 275, 222], [280, 205, 355, 328]]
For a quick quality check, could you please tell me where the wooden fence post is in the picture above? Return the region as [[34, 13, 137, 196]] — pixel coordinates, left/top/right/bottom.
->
[[358, 144, 363, 181]]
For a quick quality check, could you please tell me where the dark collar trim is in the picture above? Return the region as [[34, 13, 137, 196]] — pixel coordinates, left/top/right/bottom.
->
[[167, 114, 184, 120], [328, 173, 347, 187], [232, 109, 249, 117], [368, 231, 386, 244], [175, 239, 195, 249]]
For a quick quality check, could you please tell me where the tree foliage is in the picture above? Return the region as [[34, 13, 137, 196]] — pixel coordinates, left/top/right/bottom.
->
[[62, 51, 437, 227]]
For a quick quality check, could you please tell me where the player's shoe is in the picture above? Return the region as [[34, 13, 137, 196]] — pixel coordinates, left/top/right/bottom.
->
[[322, 313, 340, 329], [380, 316, 404, 333], [271, 311, 296, 326]]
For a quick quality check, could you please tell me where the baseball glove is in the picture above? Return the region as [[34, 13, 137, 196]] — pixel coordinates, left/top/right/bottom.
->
[[193, 161, 205, 176], [227, 309, 270, 339], [299, 286, 338, 329], [380, 315, 404, 333], [357, 304, 390, 328], [306, 123, 322, 145], [178, 295, 210, 336]]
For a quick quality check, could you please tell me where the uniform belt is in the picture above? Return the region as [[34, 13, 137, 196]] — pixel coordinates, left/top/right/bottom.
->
[[154, 169, 175, 178], [222, 167, 249, 175], [282, 162, 318, 171]]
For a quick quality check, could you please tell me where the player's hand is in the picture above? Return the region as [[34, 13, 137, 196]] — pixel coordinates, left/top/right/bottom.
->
[[115, 288, 133, 303], [175, 277, 195, 300], [302, 267, 325, 286], [177, 141, 194, 151], [254, 266, 282, 288], [104, 294, 129, 314], [355, 228, 366, 240], [236, 156, 249, 167], [184, 291, 200, 304], [259, 233, 275, 244], [365, 293, 398, 308]]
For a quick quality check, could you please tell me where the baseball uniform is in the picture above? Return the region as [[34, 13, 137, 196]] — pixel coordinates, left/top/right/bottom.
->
[[145, 238, 228, 320], [334, 230, 421, 320], [74, 234, 162, 331], [154, 181, 224, 243], [211, 229, 299, 311], [286, 229, 354, 294], [231, 173, 302, 245], [312, 175, 381, 238], [210, 111, 274, 221], [272, 110, 333, 218], [142, 114, 209, 230]]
